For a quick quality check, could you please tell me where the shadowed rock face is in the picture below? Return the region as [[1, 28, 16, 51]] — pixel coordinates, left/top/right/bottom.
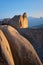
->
[[2, 18, 10, 25], [0, 46, 7, 65], [8, 13, 28, 28], [0, 25, 42, 65], [18, 28, 43, 63], [8, 15, 23, 28]]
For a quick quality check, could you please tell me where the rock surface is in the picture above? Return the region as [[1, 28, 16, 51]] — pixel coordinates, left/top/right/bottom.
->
[[0, 27, 15, 65], [18, 28, 43, 63], [0, 25, 43, 65]]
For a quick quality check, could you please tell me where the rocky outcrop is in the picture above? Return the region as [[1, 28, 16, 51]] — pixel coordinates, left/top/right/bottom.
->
[[8, 15, 23, 28], [8, 12, 28, 28], [22, 12, 28, 28], [18, 28, 43, 63], [1, 12, 28, 28], [0, 25, 43, 65], [2, 18, 10, 25]]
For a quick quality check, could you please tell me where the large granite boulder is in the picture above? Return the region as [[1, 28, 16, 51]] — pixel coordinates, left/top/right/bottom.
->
[[0, 25, 42, 65], [0, 28, 15, 65]]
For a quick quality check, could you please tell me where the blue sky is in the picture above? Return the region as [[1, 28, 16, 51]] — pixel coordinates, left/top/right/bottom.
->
[[0, 0, 43, 19]]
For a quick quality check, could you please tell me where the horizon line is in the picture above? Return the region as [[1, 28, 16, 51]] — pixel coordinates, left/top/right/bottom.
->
[[0, 16, 43, 19]]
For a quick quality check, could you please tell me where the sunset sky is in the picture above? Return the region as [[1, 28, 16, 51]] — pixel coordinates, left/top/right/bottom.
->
[[0, 0, 43, 19]]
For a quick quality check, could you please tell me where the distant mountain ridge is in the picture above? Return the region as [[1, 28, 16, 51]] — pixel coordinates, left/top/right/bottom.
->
[[0, 19, 3, 21], [28, 17, 43, 28], [32, 24, 43, 28]]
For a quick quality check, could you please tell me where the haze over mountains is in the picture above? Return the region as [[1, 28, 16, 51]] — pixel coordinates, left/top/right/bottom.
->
[[28, 17, 43, 28]]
